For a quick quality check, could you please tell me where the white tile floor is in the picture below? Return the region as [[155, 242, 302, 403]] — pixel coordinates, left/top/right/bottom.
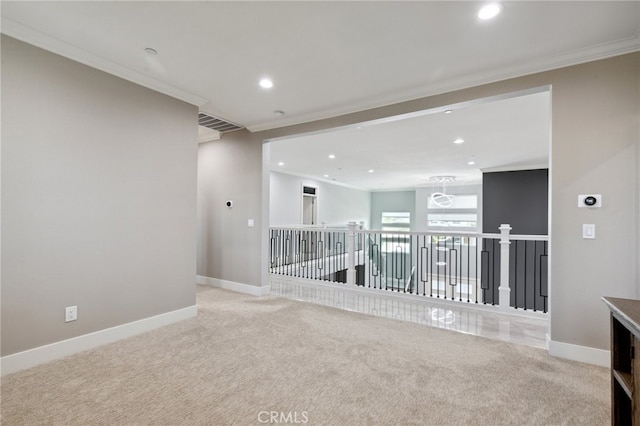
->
[[270, 277, 549, 349]]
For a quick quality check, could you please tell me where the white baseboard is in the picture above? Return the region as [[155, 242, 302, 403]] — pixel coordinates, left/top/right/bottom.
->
[[1, 305, 197, 376], [197, 275, 271, 296], [548, 339, 610, 367]]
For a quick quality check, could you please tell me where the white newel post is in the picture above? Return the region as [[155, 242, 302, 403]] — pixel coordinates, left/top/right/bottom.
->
[[498, 224, 512, 311], [347, 221, 357, 286]]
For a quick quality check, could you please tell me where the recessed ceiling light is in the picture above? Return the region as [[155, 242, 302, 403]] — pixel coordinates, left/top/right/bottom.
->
[[273, 110, 285, 116], [278, 162, 284, 166], [323, 174, 329, 178], [328, 154, 336, 159], [478, 3, 502, 20], [453, 138, 465, 144], [144, 47, 158, 55], [368, 169, 374, 173], [444, 110, 452, 114], [259, 78, 274, 89], [468, 161, 476, 165]]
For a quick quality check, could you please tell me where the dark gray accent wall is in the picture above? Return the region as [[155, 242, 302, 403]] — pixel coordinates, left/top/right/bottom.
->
[[482, 169, 549, 235], [482, 169, 549, 309]]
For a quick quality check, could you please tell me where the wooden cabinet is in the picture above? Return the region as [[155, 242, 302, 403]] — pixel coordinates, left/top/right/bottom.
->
[[603, 297, 640, 425]]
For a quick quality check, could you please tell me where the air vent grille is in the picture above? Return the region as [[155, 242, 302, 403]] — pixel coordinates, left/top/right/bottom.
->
[[198, 113, 243, 133]]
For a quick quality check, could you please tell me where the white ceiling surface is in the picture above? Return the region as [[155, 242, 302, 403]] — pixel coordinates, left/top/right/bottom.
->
[[2, 1, 639, 133], [271, 90, 551, 190], [2, 2, 638, 191]]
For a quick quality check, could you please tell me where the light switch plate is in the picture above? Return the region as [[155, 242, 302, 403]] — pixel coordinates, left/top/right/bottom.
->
[[583, 224, 595, 239]]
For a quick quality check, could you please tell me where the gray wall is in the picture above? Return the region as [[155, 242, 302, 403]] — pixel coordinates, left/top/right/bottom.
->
[[195, 52, 638, 353], [370, 190, 416, 230], [269, 171, 371, 227], [197, 130, 263, 285], [196, 53, 640, 349], [482, 169, 548, 235], [1, 36, 198, 356]]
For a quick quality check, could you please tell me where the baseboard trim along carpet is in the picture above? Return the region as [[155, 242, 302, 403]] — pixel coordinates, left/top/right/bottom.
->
[[549, 339, 610, 367], [0, 305, 197, 376], [197, 275, 271, 296]]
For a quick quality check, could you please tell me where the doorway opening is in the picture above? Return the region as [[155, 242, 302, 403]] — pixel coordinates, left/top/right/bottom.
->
[[302, 185, 318, 225]]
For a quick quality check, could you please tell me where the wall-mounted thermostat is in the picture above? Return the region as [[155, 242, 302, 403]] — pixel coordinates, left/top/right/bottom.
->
[[578, 194, 602, 208]]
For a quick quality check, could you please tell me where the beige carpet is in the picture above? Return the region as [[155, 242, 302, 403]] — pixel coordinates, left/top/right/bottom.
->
[[1, 286, 609, 425]]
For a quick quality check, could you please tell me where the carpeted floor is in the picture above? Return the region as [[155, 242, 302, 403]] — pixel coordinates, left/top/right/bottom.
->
[[1, 285, 609, 425]]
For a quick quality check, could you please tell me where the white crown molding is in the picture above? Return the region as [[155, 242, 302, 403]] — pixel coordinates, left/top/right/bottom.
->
[[247, 34, 640, 133], [198, 134, 221, 144], [198, 126, 221, 144], [1, 17, 209, 107], [3, 15, 637, 132], [270, 168, 369, 192]]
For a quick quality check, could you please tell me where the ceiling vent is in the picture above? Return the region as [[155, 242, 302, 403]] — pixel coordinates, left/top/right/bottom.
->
[[198, 112, 244, 133]]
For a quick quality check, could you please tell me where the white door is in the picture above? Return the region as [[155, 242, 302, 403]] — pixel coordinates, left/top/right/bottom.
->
[[302, 195, 316, 225]]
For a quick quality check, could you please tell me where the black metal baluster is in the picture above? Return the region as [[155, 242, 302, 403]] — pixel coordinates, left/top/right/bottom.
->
[[466, 237, 470, 303], [492, 239, 497, 305], [523, 241, 528, 311], [436, 237, 440, 298], [533, 241, 538, 312], [430, 236, 434, 298], [481, 239, 489, 305], [540, 241, 548, 313], [514, 240, 518, 309], [475, 238, 479, 304], [421, 243, 428, 297]]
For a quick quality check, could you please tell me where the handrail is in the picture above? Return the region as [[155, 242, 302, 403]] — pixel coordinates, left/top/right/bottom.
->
[[270, 226, 549, 241], [270, 225, 349, 231], [269, 224, 549, 313]]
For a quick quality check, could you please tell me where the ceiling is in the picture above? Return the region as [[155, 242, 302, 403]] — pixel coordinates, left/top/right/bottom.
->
[[2, 1, 638, 190], [2, 1, 638, 133], [269, 89, 550, 190]]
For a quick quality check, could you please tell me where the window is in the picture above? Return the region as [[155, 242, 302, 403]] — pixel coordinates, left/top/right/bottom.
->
[[427, 193, 479, 231], [381, 212, 411, 232], [381, 212, 411, 251]]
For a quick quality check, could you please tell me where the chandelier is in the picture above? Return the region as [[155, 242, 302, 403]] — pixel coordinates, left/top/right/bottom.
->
[[428, 176, 456, 208]]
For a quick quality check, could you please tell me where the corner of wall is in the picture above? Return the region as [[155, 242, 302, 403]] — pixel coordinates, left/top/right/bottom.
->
[[196, 275, 271, 297], [548, 339, 610, 368]]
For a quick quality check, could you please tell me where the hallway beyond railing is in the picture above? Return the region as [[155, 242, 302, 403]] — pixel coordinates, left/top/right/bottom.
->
[[269, 224, 549, 313]]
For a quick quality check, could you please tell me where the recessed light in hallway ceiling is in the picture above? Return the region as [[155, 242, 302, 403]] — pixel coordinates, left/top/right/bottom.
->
[[259, 78, 274, 89], [478, 3, 503, 20]]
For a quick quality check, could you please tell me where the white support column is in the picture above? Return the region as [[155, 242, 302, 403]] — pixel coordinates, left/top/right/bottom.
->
[[498, 224, 512, 311], [347, 221, 357, 286]]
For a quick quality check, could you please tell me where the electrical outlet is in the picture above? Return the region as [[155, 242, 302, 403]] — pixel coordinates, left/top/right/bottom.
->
[[65, 305, 77, 322]]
